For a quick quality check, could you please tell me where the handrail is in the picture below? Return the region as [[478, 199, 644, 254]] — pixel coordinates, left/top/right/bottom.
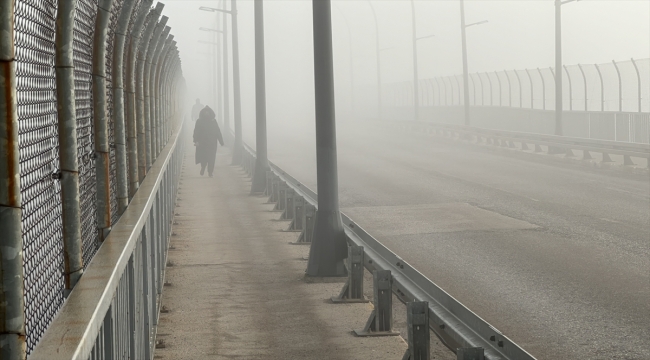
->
[[29, 118, 186, 360], [240, 142, 537, 360]]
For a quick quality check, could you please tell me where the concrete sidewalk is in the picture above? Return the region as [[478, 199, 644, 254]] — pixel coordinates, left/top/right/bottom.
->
[[154, 148, 414, 359]]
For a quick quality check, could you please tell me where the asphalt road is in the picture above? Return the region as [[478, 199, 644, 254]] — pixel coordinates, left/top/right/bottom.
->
[[250, 120, 650, 360]]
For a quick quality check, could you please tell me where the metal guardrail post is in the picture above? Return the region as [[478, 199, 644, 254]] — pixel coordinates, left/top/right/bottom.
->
[[126, 0, 153, 197], [55, 0, 84, 291], [306, 0, 348, 277], [403, 301, 430, 360], [354, 269, 399, 336], [331, 245, 368, 303], [148, 25, 171, 164], [92, 0, 115, 240], [0, 1, 27, 357], [113, 0, 137, 214]]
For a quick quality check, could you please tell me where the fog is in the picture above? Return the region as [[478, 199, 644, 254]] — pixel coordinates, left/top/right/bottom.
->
[[161, 2, 650, 359], [164, 0, 648, 137]]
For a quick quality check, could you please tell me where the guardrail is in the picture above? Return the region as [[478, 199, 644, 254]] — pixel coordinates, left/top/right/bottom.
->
[[238, 143, 537, 360], [28, 120, 186, 360], [389, 120, 650, 168]]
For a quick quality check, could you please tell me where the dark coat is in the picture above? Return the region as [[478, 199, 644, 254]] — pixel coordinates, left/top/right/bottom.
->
[[193, 106, 224, 165]]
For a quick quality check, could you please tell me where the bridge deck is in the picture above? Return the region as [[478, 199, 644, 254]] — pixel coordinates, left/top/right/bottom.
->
[[154, 147, 416, 359]]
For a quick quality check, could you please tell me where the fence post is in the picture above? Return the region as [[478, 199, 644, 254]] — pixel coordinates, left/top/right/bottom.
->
[[0, 1, 27, 357], [92, 0, 115, 240], [525, 69, 534, 109], [514, 70, 522, 108], [504, 70, 512, 107], [154, 35, 174, 156], [137, 5, 164, 181], [612, 60, 622, 112], [55, 0, 84, 291], [595, 64, 604, 111], [494, 71, 502, 106], [148, 25, 171, 164], [125, 0, 153, 197], [563, 65, 572, 111], [113, 0, 137, 214], [475, 73, 484, 106], [631, 58, 642, 113], [577, 64, 587, 111], [537, 68, 546, 110]]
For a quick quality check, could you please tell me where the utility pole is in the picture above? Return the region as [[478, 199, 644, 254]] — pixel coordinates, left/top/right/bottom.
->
[[250, 0, 269, 194], [306, 0, 347, 277]]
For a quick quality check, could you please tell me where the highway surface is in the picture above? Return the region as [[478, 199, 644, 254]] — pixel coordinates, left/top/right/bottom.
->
[[248, 120, 650, 360]]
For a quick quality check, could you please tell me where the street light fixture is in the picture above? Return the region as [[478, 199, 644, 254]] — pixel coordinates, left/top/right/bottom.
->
[[199, 1, 244, 164], [460, 0, 488, 126]]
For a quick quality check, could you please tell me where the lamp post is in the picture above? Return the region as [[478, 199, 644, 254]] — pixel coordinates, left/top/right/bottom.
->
[[199, 26, 223, 120], [200, 1, 231, 142], [307, 0, 348, 277], [460, 0, 487, 126], [368, 1, 381, 120], [200, 1, 243, 164], [555, 0, 580, 136], [334, 7, 354, 119], [410, 0, 419, 121], [250, 0, 269, 194]]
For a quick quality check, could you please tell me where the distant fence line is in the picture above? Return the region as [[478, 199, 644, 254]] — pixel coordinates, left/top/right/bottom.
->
[[387, 59, 650, 113]]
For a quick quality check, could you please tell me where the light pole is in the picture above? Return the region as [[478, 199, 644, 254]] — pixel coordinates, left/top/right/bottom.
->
[[200, 2, 231, 142], [410, 0, 419, 121], [199, 26, 222, 120], [334, 6, 354, 119], [250, 0, 269, 194], [460, 0, 487, 126], [307, 0, 347, 277], [200, 1, 244, 164], [368, 1, 381, 120], [555, 0, 580, 136]]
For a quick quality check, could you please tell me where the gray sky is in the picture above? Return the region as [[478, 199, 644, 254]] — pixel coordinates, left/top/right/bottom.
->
[[164, 0, 649, 127]]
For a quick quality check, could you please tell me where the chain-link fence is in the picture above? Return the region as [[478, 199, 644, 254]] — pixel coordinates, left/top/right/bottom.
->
[[8, 0, 182, 356], [14, 0, 65, 354]]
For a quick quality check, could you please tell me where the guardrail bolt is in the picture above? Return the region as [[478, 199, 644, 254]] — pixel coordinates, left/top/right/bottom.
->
[[403, 300, 430, 360], [331, 245, 369, 303], [456, 347, 485, 360], [354, 270, 399, 336]]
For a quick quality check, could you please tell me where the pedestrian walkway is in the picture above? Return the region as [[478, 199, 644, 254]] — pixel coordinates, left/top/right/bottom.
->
[[153, 147, 408, 359]]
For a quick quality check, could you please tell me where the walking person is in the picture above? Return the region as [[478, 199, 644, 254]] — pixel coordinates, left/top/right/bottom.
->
[[193, 106, 224, 177], [191, 98, 203, 121]]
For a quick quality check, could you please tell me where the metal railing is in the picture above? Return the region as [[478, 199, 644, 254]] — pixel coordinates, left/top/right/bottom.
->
[[28, 118, 186, 360], [238, 143, 537, 360]]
